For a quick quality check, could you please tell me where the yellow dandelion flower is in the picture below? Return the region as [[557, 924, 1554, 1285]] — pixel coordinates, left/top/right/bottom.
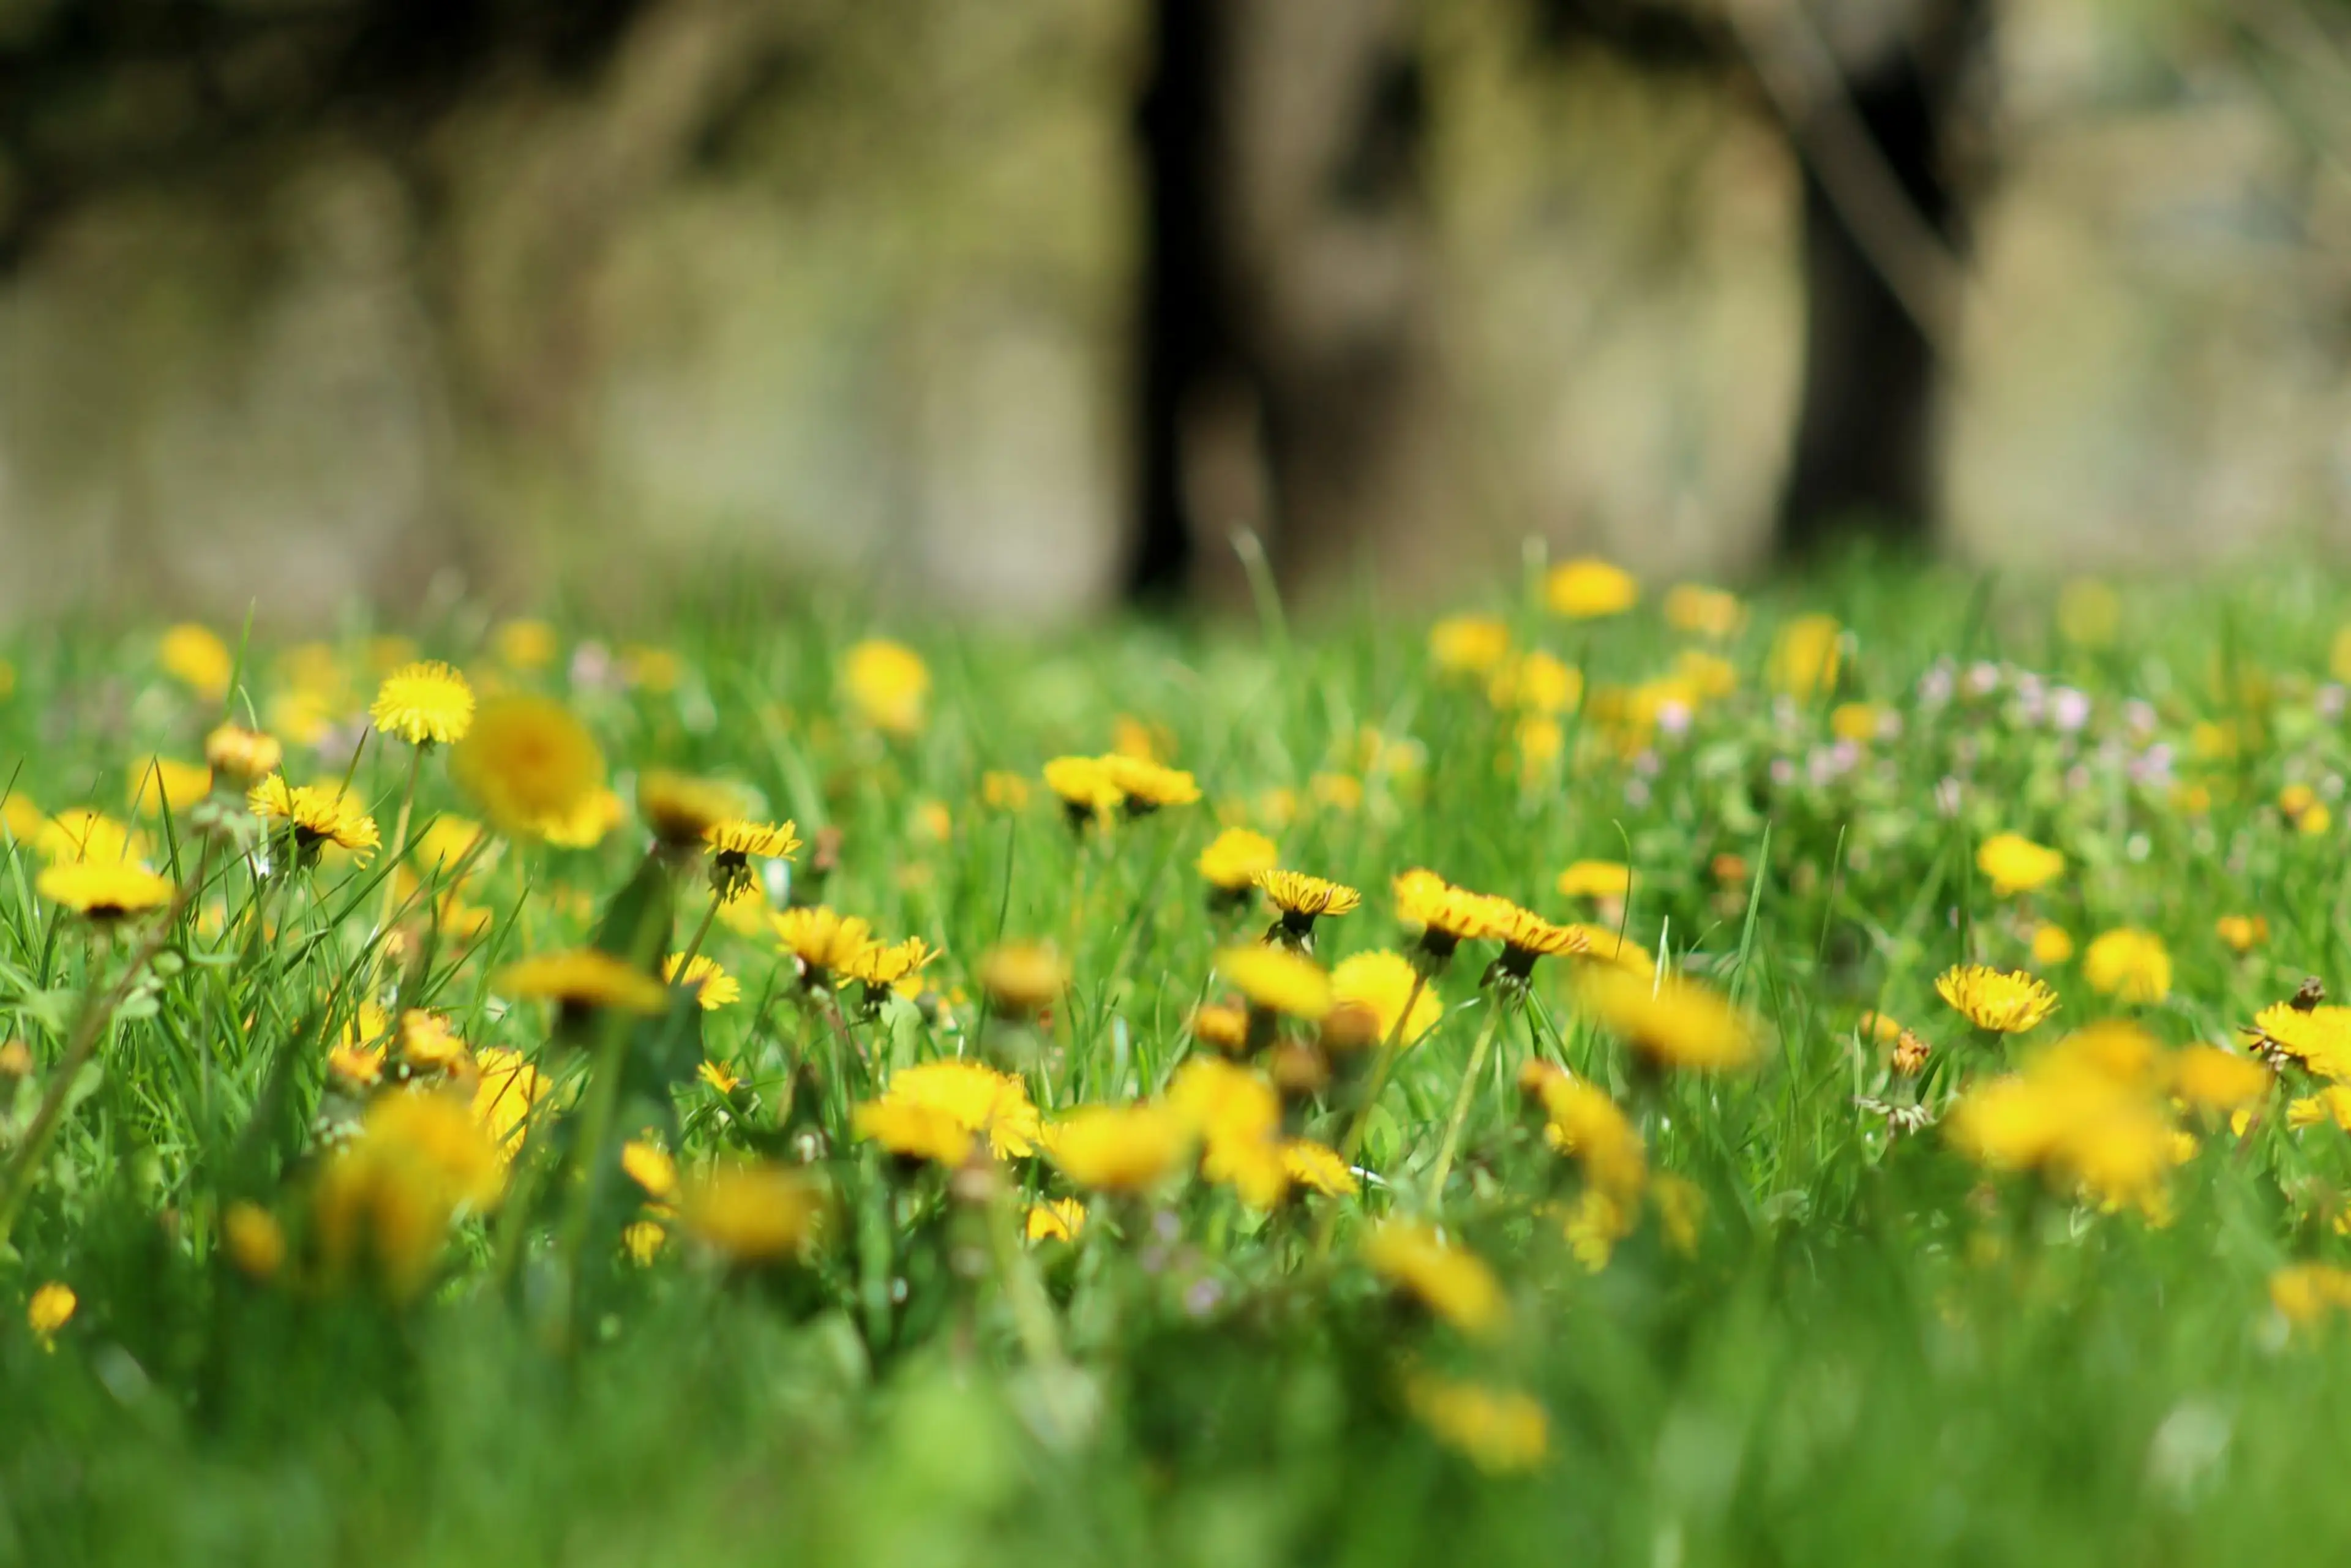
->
[[398, 1010, 467, 1073], [1486, 901, 1583, 980], [223, 1202, 287, 1280], [2082, 928, 2172, 1005], [1404, 1373, 1548, 1472], [1362, 1221, 1505, 1337], [28, 1281, 77, 1341], [2170, 1045, 2271, 1113], [1936, 965, 2059, 1034], [1977, 833, 2064, 897], [449, 695, 606, 841], [1767, 613, 1842, 699], [1026, 1197, 1087, 1243], [35, 808, 146, 867], [128, 758, 212, 819], [1556, 861, 1632, 901], [1165, 1058, 1280, 1146], [852, 1105, 981, 1173], [1428, 615, 1511, 676], [679, 1163, 820, 1262], [1393, 868, 1504, 965], [978, 942, 1069, 1016], [471, 1047, 552, 1158], [1328, 949, 1441, 1050], [981, 771, 1032, 812], [1041, 1104, 1190, 1193], [664, 953, 741, 1010], [1663, 583, 1743, 638], [1216, 945, 1333, 1022], [1198, 827, 1280, 894], [2246, 1000, 2351, 1079], [36, 862, 174, 920], [874, 1059, 1041, 1159], [159, 623, 233, 699], [2271, 1263, 2351, 1327], [839, 936, 940, 994], [1100, 754, 1199, 814], [2216, 914, 2268, 954], [620, 644, 683, 693], [771, 906, 872, 983], [621, 1139, 680, 1201], [328, 1002, 392, 1086], [1528, 1068, 1647, 1200], [538, 787, 624, 849], [1043, 756, 1123, 823], [698, 1059, 741, 1095], [842, 639, 930, 735], [2031, 923, 2075, 966], [637, 770, 752, 849], [1280, 1139, 1358, 1197], [1190, 1002, 1251, 1054], [1578, 966, 1758, 1071], [1487, 650, 1583, 714], [315, 1090, 505, 1299], [1254, 869, 1360, 945], [369, 661, 474, 747], [1544, 557, 1637, 620], [248, 776, 380, 866], [203, 724, 282, 786], [492, 619, 558, 671], [705, 819, 800, 863], [498, 950, 669, 1015]]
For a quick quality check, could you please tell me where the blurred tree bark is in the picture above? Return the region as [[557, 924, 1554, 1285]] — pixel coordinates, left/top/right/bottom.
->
[[1130, 0, 1446, 602]]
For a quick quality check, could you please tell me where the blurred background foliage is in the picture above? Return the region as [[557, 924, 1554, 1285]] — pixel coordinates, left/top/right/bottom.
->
[[1, 0, 2349, 625]]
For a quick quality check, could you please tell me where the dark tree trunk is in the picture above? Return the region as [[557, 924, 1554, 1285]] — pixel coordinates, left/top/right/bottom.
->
[[1779, 0, 1985, 557], [1128, 0, 1443, 604]]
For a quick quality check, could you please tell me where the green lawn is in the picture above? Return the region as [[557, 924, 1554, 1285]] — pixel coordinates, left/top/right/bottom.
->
[[8, 561, 2351, 1566]]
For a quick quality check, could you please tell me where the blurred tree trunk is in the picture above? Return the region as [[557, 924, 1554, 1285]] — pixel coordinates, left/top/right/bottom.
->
[[1130, 0, 1444, 602], [1777, 0, 1985, 557]]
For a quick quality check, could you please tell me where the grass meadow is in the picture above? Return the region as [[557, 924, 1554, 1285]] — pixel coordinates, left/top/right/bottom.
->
[[10, 558, 2351, 1566]]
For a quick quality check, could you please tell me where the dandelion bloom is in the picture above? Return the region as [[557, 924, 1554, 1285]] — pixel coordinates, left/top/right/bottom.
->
[[369, 661, 475, 747], [703, 820, 801, 898], [27, 1281, 77, 1341], [160, 623, 233, 698], [1254, 869, 1360, 943], [204, 724, 283, 786], [1405, 1374, 1549, 1472], [1100, 754, 1200, 814], [399, 1010, 467, 1073], [2215, 915, 2268, 954], [664, 953, 741, 1010], [36, 808, 147, 867], [1281, 1139, 1357, 1197], [1946, 1030, 2177, 1218], [842, 639, 929, 735], [1578, 966, 1758, 1072], [471, 1047, 552, 1158], [1216, 945, 1333, 1022], [621, 1140, 679, 1201], [129, 758, 212, 818], [314, 1090, 505, 1299], [1487, 650, 1582, 714], [1935, 965, 2059, 1034], [1329, 950, 1441, 1050], [1190, 1002, 1251, 1054], [1662, 583, 1744, 639], [1543, 558, 1637, 620], [1393, 868, 1504, 967], [2082, 928, 2172, 1004], [2031, 924, 2075, 966], [1766, 613, 1842, 699], [1362, 1221, 1506, 1337], [637, 770, 752, 849], [1976, 833, 2064, 897], [1524, 1065, 1646, 1200], [1556, 861, 1632, 901], [680, 1163, 820, 1262], [840, 936, 940, 999], [498, 950, 669, 1015], [2170, 1045, 2271, 1113], [539, 787, 626, 850], [1041, 1104, 1190, 1193], [1198, 827, 1278, 895], [978, 942, 1070, 1016], [853, 1100, 975, 1167], [870, 1060, 1040, 1158], [1026, 1198, 1087, 1243], [772, 906, 873, 985], [493, 619, 559, 670], [1043, 756, 1123, 823], [248, 776, 380, 866], [223, 1202, 287, 1279], [1486, 901, 1583, 983], [2271, 1264, 2351, 1327], [449, 695, 606, 841], [2244, 1000, 2351, 1079], [37, 862, 174, 920], [1428, 615, 1510, 675]]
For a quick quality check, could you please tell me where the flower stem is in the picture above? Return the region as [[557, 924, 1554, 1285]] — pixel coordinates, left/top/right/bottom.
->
[[1425, 997, 1510, 1210], [372, 743, 426, 978]]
